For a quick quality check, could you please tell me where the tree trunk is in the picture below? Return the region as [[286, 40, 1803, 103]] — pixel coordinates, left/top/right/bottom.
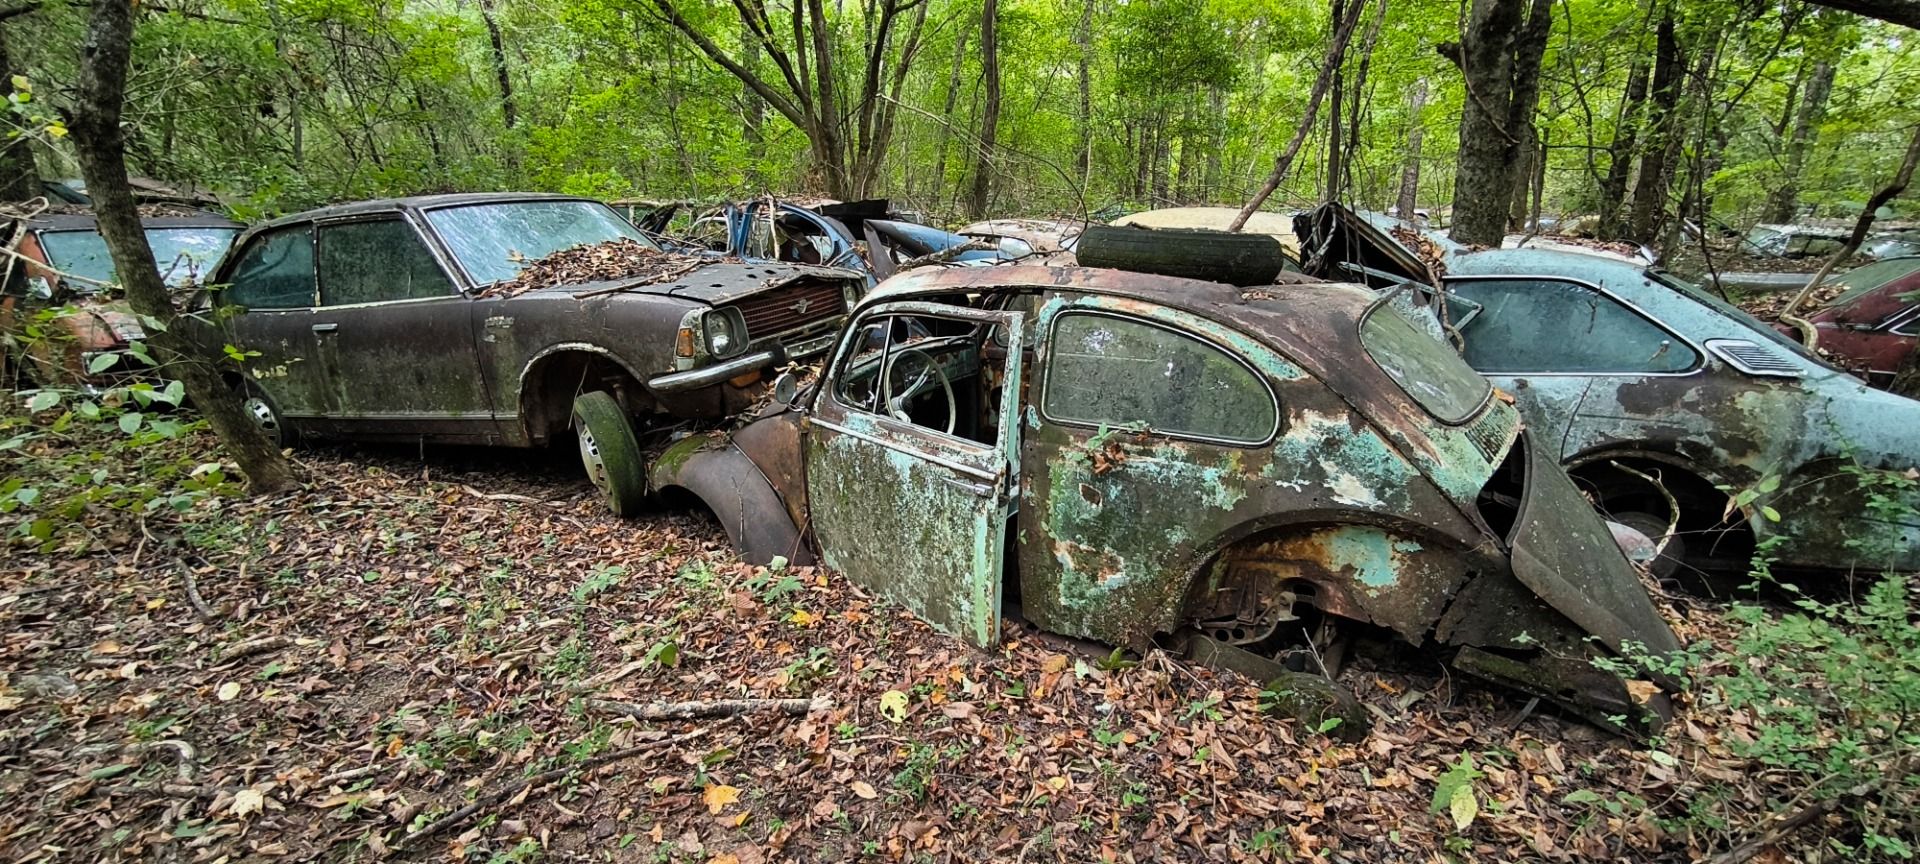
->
[[1597, 58, 1648, 239], [741, 17, 765, 188], [1204, 85, 1225, 200], [929, 25, 971, 209], [1076, 0, 1094, 187], [0, 23, 36, 201], [1325, 0, 1346, 202], [65, 0, 295, 495], [965, 0, 1000, 219], [1230, 0, 1368, 231], [1628, 8, 1682, 243], [1764, 60, 1834, 224], [1446, 0, 1548, 246], [480, 0, 516, 129], [1798, 0, 1920, 32], [1504, 0, 1550, 231], [1396, 78, 1427, 218]]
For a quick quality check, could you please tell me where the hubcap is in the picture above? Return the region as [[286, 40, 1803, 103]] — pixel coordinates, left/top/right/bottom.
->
[[243, 396, 280, 446], [577, 423, 610, 493], [1615, 510, 1683, 580]]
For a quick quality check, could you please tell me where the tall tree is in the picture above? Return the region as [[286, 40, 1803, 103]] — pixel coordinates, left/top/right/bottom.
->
[[1597, 57, 1650, 239], [1627, 7, 1684, 242], [63, 0, 294, 494], [1076, 0, 1095, 187], [1396, 78, 1428, 218], [967, 0, 1000, 219], [1443, 0, 1552, 246], [1765, 60, 1835, 223], [1230, 0, 1368, 230], [480, 0, 517, 130], [647, 0, 928, 198]]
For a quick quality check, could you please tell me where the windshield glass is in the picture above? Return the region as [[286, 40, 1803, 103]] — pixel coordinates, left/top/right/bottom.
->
[[40, 227, 238, 291], [424, 200, 653, 286], [1825, 257, 1920, 306], [1647, 269, 1827, 361], [1359, 300, 1492, 424]]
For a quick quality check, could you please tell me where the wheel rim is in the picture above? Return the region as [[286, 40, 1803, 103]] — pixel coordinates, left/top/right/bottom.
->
[[576, 421, 610, 494], [243, 395, 281, 447]]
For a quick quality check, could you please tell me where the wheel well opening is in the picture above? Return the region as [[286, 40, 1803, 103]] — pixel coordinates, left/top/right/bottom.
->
[[1571, 456, 1757, 572], [521, 352, 650, 445]]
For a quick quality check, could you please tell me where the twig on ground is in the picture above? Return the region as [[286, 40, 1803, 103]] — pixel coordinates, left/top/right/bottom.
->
[[177, 563, 217, 619], [392, 729, 708, 852], [133, 739, 198, 784], [585, 695, 830, 721], [460, 484, 551, 505]]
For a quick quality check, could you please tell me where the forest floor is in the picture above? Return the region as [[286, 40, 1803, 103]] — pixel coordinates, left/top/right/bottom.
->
[[0, 430, 1804, 863]]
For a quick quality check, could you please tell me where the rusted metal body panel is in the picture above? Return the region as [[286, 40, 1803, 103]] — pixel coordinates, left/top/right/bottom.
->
[[650, 428, 814, 567], [664, 264, 1683, 729], [1300, 205, 1920, 575]]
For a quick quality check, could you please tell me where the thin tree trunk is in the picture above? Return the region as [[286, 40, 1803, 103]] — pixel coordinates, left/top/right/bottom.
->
[[1764, 60, 1834, 224], [1077, 0, 1094, 187], [1597, 58, 1648, 239], [1781, 125, 1920, 318], [1230, 0, 1368, 231], [1343, 0, 1386, 202], [965, 0, 1000, 219], [1325, 0, 1345, 202], [480, 0, 516, 129], [65, 0, 294, 495], [929, 25, 971, 209], [1628, 8, 1683, 243], [741, 17, 765, 188], [1204, 85, 1225, 200], [1505, 0, 1551, 230], [1396, 78, 1427, 218]]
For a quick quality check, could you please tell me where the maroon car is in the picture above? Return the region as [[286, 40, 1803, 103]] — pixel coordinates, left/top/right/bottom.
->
[[1789, 257, 1920, 387]]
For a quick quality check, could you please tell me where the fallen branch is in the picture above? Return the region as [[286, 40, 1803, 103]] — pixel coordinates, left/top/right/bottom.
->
[[896, 241, 994, 271], [460, 484, 550, 505], [177, 563, 217, 619], [392, 729, 708, 852], [1780, 124, 1920, 319], [585, 695, 830, 722], [1608, 461, 1681, 563], [218, 635, 292, 663], [132, 738, 198, 784]]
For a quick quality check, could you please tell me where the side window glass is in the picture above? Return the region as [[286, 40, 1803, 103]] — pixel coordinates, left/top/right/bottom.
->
[[1891, 312, 1920, 337], [833, 312, 1000, 445], [1448, 279, 1700, 373], [1043, 312, 1277, 444], [223, 226, 315, 309], [318, 219, 454, 306]]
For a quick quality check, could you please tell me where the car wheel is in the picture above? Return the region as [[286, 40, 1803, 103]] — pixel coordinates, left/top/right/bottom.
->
[[237, 383, 285, 449], [1076, 224, 1287, 286], [571, 390, 647, 516], [1611, 510, 1684, 581]]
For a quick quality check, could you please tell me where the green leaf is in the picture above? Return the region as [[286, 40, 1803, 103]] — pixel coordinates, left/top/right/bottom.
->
[[1756, 474, 1781, 494], [118, 412, 143, 434], [87, 353, 120, 374], [1315, 716, 1343, 734], [1761, 505, 1781, 523], [88, 763, 136, 780], [26, 390, 59, 412], [1562, 789, 1605, 805], [1448, 783, 1479, 830]]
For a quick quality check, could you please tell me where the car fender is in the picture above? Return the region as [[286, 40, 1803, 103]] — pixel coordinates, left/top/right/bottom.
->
[[650, 431, 814, 567]]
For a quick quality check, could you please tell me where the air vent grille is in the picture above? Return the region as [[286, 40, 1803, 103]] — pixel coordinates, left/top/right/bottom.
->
[[1705, 339, 1802, 378]]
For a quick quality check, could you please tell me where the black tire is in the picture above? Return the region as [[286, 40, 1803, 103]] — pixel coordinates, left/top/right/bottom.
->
[[570, 390, 647, 517], [1076, 224, 1287, 286]]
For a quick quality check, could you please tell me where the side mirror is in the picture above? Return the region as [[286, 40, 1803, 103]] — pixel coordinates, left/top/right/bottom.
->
[[771, 370, 801, 406]]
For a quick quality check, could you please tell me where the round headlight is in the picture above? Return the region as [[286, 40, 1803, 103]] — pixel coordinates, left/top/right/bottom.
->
[[841, 283, 860, 310], [703, 311, 741, 356]]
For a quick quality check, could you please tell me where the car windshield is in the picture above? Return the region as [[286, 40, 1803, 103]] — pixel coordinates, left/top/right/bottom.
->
[[1359, 299, 1492, 424], [39, 226, 238, 292], [424, 200, 654, 286], [1646, 269, 1828, 361], [1825, 257, 1920, 306]]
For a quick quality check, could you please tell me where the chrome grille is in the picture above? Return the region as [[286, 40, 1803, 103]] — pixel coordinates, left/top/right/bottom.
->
[[729, 280, 846, 341]]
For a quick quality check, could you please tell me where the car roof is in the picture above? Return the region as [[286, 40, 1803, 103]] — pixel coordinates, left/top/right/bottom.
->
[[16, 211, 241, 232], [248, 192, 600, 233]]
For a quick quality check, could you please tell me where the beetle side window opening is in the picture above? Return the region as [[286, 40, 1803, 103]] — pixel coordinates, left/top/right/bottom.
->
[[1359, 302, 1494, 423], [1448, 278, 1700, 374], [1043, 312, 1276, 444], [424, 200, 654, 286], [223, 226, 316, 309], [834, 313, 997, 444], [318, 220, 456, 306]]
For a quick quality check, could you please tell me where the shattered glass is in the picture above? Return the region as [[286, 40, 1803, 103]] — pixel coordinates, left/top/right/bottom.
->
[[425, 200, 652, 286]]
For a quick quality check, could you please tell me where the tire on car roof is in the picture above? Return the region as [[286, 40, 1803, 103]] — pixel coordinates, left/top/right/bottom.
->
[[1075, 224, 1286, 287]]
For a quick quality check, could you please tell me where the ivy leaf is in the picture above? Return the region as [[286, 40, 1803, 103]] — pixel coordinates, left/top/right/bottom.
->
[[118, 412, 143, 435], [25, 390, 59, 413], [87, 353, 120, 374]]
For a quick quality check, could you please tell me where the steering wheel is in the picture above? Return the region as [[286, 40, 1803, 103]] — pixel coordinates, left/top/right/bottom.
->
[[881, 347, 956, 436]]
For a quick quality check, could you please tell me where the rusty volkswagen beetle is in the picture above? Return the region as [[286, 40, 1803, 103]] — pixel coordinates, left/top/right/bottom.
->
[[653, 265, 1682, 730]]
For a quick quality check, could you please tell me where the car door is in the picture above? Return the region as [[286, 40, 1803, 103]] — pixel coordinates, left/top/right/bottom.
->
[[308, 214, 493, 439], [1017, 298, 1286, 648], [1439, 275, 1705, 459], [216, 224, 333, 419], [805, 301, 1025, 648]]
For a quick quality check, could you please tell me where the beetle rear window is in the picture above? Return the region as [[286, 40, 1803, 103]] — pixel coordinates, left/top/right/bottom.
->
[[1359, 303, 1492, 424], [1043, 312, 1276, 443]]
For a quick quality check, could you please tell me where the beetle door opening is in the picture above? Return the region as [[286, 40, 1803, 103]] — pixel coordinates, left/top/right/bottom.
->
[[805, 302, 1025, 648]]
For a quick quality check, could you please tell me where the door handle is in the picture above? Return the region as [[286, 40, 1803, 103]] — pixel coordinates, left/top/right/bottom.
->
[[934, 474, 992, 497], [312, 323, 339, 333]]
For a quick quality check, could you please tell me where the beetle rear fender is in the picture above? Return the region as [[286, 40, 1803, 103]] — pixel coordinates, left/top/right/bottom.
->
[[518, 346, 653, 446], [1189, 520, 1495, 646], [650, 432, 814, 567]]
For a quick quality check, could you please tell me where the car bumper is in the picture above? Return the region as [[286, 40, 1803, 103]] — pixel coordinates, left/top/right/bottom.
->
[[647, 329, 838, 394]]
